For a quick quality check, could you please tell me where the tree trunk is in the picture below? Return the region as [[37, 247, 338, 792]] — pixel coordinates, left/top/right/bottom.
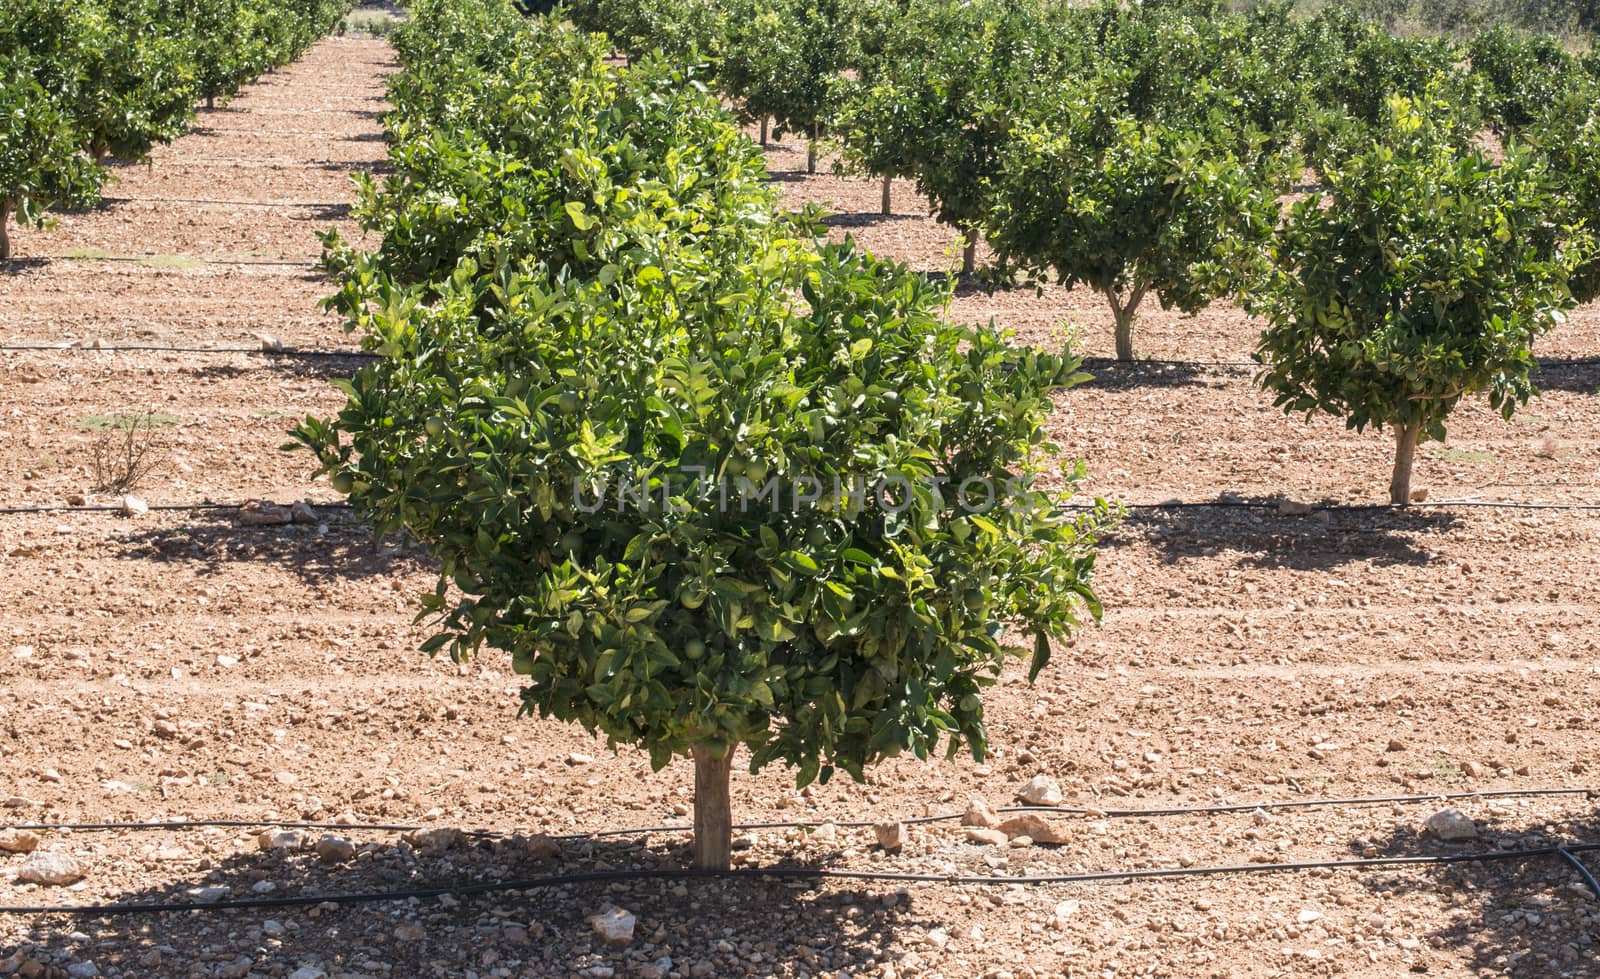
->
[[881, 174, 892, 216], [1390, 422, 1421, 505], [691, 744, 734, 871], [759, 117, 768, 148], [1105, 284, 1148, 361], [206, 94, 215, 111], [961, 232, 977, 277], [806, 128, 818, 175], [1113, 308, 1135, 361], [0, 201, 12, 262]]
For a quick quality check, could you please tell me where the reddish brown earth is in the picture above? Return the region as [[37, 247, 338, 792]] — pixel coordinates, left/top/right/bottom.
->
[[0, 33, 1597, 979]]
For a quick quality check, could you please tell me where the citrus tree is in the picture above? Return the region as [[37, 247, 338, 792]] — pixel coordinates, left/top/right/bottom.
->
[[831, 0, 1077, 276], [297, 5, 1111, 871], [987, 93, 1290, 361], [1254, 96, 1584, 504], [1524, 82, 1600, 303], [1467, 26, 1581, 133], [0, 58, 102, 261]]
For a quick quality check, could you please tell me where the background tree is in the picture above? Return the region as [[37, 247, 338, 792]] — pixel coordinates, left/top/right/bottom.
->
[[0, 58, 102, 261], [831, 0, 1075, 276], [1523, 80, 1600, 304], [986, 82, 1291, 361], [1253, 96, 1584, 505]]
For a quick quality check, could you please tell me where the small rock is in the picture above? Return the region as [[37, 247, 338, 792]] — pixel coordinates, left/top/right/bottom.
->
[[1050, 899, 1080, 928], [589, 906, 635, 945], [638, 956, 674, 979], [1298, 909, 1323, 924], [522, 834, 560, 860], [262, 919, 287, 937], [238, 501, 294, 527], [258, 829, 308, 852], [873, 821, 906, 853], [314, 835, 356, 863], [965, 827, 1009, 847], [961, 797, 1002, 829], [1385, 739, 1405, 752], [3, 796, 41, 809], [256, 332, 285, 353], [290, 501, 318, 525], [188, 885, 230, 902], [1276, 498, 1313, 516], [17, 851, 86, 885], [152, 720, 180, 740], [1410, 488, 1429, 503], [998, 814, 1069, 845], [0, 830, 41, 853], [1460, 760, 1483, 778], [394, 923, 426, 942], [566, 752, 595, 766], [65, 962, 99, 979], [1017, 774, 1063, 807], [403, 828, 463, 853], [287, 967, 327, 979], [119, 495, 148, 517], [1424, 809, 1478, 841]]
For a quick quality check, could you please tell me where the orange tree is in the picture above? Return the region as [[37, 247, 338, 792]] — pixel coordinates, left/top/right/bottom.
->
[[296, 6, 1110, 870], [1253, 96, 1585, 504]]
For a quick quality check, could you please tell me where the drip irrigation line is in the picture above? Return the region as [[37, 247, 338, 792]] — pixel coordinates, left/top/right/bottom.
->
[[0, 344, 370, 358], [5, 787, 1591, 841], [2, 844, 1596, 916], [1557, 847, 1600, 898], [29, 254, 318, 268], [99, 196, 350, 209], [5, 497, 1600, 518], [0, 819, 418, 834]]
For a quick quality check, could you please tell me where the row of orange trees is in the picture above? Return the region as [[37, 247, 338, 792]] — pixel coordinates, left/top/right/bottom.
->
[[576, 0, 1600, 504], [0, 0, 352, 261], [297, 0, 1112, 869]]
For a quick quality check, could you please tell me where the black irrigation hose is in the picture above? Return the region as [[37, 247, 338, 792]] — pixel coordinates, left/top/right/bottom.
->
[[7, 498, 1600, 517], [5, 787, 1591, 841], [4, 845, 1598, 916], [25, 255, 317, 268], [0, 819, 418, 834], [99, 196, 349, 209], [1558, 846, 1600, 898], [0, 344, 372, 358]]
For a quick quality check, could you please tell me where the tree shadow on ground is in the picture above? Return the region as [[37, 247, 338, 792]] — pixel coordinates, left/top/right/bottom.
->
[[109, 509, 431, 584], [174, 353, 371, 383], [1119, 499, 1460, 570], [820, 212, 924, 230], [0, 832, 929, 979], [1072, 359, 1247, 391], [1356, 808, 1600, 977], [1531, 357, 1600, 395], [286, 202, 354, 221]]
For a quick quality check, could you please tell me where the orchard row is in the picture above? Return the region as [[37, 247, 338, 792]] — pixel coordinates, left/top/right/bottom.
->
[[575, 0, 1600, 502], [0, 0, 353, 260]]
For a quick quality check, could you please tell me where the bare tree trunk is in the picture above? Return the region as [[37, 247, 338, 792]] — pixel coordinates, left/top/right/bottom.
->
[[0, 201, 12, 262], [961, 232, 977, 277], [806, 125, 818, 174], [691, 744, 734, 871], [1105, 284, 1148, 362], [881, 174, 891, 216], [1390, 422, 1421, 505], [759, 116, 768, 148], [206, 94, 215, 111]]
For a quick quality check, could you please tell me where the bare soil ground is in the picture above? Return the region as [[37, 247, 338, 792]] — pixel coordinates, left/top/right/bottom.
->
[[0, 36, 1597, 979]]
